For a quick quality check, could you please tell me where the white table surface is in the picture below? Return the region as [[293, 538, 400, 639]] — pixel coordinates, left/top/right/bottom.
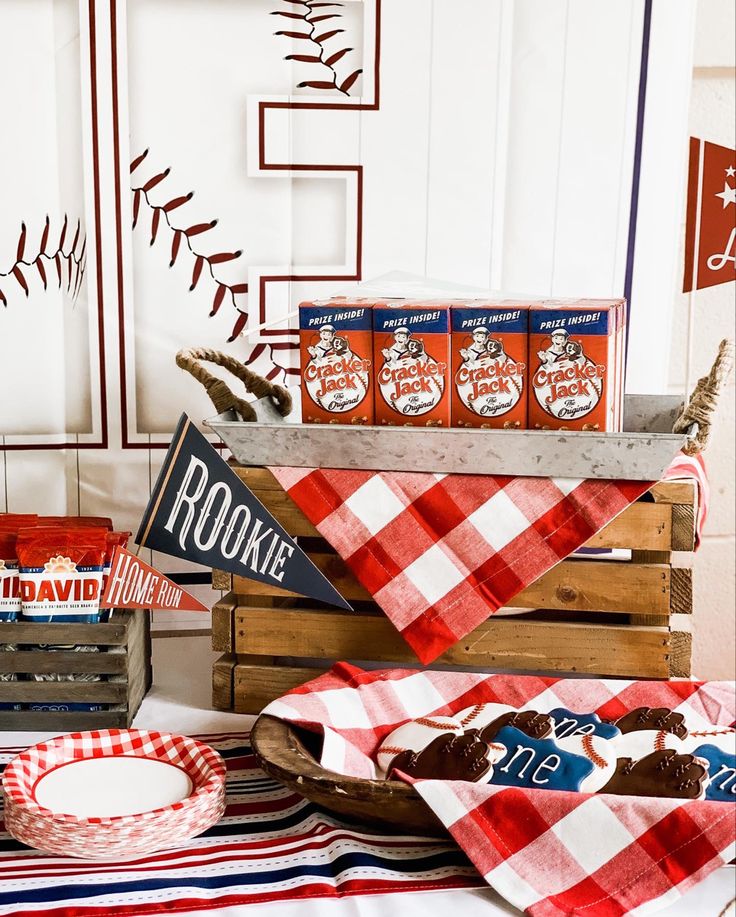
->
[[2, 635, 733, 917]]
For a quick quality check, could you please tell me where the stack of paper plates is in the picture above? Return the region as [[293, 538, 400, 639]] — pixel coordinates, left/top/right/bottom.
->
[[2, 729, 227, 858]]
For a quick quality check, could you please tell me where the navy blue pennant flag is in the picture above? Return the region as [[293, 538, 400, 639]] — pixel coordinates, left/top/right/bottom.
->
[[136, 414, 352, 611]]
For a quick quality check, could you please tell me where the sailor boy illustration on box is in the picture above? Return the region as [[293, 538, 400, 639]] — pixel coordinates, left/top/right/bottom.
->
[[307, 323, 337, 359], [381, 326, 412, 363], [460, 326, 492, 362], [537, 327, 570, 364]]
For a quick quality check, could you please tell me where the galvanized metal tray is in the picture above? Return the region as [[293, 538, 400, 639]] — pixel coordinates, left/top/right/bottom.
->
[[206, 393, 690, 480]]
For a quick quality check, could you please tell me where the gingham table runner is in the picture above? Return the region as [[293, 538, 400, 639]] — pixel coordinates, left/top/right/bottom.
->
[[0, 733, 480, 917], [270, 453, 708, 664], [263, 664, 736, 917]]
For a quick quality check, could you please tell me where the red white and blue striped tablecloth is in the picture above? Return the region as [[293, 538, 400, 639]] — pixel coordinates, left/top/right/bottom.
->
[[0, 733, 481, 917]]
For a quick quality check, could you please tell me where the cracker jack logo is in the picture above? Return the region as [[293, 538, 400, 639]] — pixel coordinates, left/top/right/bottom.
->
[[303, 323, 371, 413], [455, 328, 524, 417], [378, 327, 446, 416], [136, 414, 352, 610], [533, 330, 604, 420]]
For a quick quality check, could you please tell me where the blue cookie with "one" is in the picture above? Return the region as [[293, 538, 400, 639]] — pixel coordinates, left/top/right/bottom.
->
[[548, 707, 621, 741], [489, 725, 594, 792], [692, 744, 736, 802]]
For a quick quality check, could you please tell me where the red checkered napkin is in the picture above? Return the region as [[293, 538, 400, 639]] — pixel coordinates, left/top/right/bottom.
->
[[270, 453, 707, 664], [262, 663, 736, 917]]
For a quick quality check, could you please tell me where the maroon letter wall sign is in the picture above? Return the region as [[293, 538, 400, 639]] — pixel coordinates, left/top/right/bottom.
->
[[136, 414, 352, 610], [683, 138, 736, 292]]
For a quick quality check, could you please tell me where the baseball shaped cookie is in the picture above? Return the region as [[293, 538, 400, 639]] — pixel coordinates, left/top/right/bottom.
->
[[455, 703, 516, 731], [548, 707, 621, 741], [555, 734, 617, 792], [376, 715, 464, 775], [609, 729, 685, 761]]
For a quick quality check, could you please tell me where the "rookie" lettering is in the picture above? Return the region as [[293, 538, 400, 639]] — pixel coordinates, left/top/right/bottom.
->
[[164, 457, 295, 583]]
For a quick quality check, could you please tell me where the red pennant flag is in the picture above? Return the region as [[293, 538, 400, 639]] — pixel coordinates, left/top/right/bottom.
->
[[101, 546, 208, 612], [683, 137, 736, 292]]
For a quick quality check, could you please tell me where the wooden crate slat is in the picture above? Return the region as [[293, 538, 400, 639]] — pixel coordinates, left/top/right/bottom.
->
[[212, 653, 236, 710], [0, 620, 129, 647], [0, 650, 127, 675], [233, 554, 371, 602], [0, 710, 129, 730], [231, 466, 285, 491], [212, 595, 237, 652], [125, 611, 152, 721], [585, 504, 672, 551], [212, 568, 233, 590], [0, 682, 128, 703], [229, 559, 675, 616], [648, 481, 696, 506], [670, 632, 692, 678], [251, 490, 320, 538], [507, 561, 672, 614], [233, 663, 326, 715], [671, 504, 696, 551], [236, 606, 672, 678], [669, 568, 693, 614]]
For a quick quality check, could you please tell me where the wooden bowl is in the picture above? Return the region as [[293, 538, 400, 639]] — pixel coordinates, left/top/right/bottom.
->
[[250, 714, 445, 836]]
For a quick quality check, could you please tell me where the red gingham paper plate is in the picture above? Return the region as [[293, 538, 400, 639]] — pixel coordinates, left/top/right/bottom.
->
[[1, 729, 227, 859]]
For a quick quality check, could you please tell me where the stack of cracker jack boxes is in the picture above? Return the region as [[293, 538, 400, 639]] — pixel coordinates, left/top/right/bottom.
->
[[299, 296, 626, 432]]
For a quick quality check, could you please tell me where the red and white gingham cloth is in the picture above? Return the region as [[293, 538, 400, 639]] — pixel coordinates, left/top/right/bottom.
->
[[263, 663, 735, 917], [270, 453, 708, 664]]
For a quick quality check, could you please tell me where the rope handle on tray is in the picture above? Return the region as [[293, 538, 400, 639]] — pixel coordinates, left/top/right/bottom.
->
[[175, 347, 292, 422], [673, 338, 734, 455]]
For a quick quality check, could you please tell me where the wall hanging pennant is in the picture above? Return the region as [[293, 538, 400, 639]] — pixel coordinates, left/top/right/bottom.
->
[[101, 546, 208, 612], [136, 414, 352, 611], [683, 137, 736, 292]]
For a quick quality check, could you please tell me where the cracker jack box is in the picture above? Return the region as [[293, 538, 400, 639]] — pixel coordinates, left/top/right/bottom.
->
[[299, 299, 376, 425], [373, 302, 451, 427], [451, 302, 529, 429], [528, 300, 623, 432]]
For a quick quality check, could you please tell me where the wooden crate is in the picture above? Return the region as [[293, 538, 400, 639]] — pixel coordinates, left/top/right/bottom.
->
[[0, 611, 152, 730], [212, 467, 696, 714]]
